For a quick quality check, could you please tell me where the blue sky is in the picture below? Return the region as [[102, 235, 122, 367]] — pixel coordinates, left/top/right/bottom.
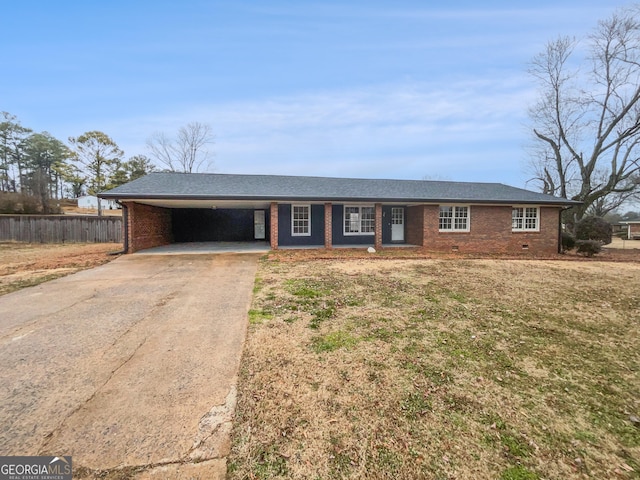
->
[[1, 1, 632, 188]]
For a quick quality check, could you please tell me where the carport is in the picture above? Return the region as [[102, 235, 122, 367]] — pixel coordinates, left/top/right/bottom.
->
[[116, 198, 272, 253]]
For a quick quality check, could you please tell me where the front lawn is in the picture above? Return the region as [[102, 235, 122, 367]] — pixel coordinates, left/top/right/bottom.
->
[[229, 256, 639, 479]]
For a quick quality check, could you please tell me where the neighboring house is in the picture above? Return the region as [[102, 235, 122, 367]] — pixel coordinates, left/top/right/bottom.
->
[[611, 223, 627, 236], [99, 172, 579, 254], [77, 195, 119, 210], [622, 221, 640, 240]]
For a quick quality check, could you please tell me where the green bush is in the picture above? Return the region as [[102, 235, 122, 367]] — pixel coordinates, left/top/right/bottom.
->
[[576, 239, 602, 257], [575, 216, 612, 245], [561, 232, 576, 252]]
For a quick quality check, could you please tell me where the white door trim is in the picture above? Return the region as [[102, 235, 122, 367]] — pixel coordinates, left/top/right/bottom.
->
[[391, 207, 404, 242]]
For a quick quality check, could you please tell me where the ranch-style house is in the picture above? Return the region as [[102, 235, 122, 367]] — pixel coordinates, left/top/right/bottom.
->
[[99, 172, 579, 254]]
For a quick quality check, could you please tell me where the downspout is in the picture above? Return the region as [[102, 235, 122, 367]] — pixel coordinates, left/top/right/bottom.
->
[[108, 200, 128, 255]]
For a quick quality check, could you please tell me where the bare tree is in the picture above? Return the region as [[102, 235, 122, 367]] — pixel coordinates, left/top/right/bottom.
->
[[528, 5, 640, 225], [146, 122, 215, 173]]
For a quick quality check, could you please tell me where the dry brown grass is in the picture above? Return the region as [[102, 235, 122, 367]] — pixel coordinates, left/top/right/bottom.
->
[[62, 206, 123, 216], [229, 253, 640, 479], [0, 242, 119, 295]]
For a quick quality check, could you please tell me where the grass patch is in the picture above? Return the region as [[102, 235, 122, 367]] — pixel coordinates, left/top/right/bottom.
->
[[230, 258, 640, 480], [0, 272, 71, 296], [311, 330, 359, 353], [501, 465, 540, 480], [400, 391, 432, 420], [308, 300, 336, 329], [285, 278, 331, 298], [248, 309, 273, 325]]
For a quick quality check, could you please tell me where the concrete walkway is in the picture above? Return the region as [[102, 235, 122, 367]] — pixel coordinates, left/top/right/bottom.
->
[[0, 253, 259, 479]]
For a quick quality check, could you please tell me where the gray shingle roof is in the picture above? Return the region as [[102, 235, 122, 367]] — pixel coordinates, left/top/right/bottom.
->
[[99, 172, 578, 205]]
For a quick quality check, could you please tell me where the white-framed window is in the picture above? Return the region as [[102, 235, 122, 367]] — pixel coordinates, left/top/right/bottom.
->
[[292, 204, 311, 236], [512, 206, 539, 232], [439, 205, 470, 232], [344, 205, 375, 235]]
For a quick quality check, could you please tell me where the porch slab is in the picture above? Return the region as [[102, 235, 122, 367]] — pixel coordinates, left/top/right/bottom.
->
[[135, 241, 270, 255]]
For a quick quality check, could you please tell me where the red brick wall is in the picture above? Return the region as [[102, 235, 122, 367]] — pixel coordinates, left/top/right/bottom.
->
[[406, 205, 425, 246], [629, 223, 640, 239], [270, 202, 279, 249], [507, 207, 560, 255], [124, 202, 172, 253], [324, 203, 333, 248], [406, 205, 560, 255], [374, 203, 383, 249]]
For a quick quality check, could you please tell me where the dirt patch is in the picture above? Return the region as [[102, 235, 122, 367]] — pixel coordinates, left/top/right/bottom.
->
[[0, 243, 119, 295], [229, 257, 640, 480]]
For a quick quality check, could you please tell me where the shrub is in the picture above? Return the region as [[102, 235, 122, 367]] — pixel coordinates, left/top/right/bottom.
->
[[21, 195, 41, 214], [575, 216, 612, 245], [0, 192, 42, 214], [0, 193, 19, 213], [576, 239, 602, 257], [561, 232, 576, 252]]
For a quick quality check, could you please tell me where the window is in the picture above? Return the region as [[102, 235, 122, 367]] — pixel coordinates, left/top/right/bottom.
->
[[344, 205, 375, 235], [292, 205, 311, 236], [512, 207, 539, 231], [439, 206, 469, 232]]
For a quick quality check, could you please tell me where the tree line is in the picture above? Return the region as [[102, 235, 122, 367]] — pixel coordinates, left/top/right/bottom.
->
[[0, 112, 155, 214], [0, 113, 214, 215]]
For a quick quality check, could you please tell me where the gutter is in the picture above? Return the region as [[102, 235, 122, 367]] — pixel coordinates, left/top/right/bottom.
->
[[98, 193, 581, 207]]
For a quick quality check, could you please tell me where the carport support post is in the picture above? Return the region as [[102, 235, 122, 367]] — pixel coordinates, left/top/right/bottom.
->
[[324, 202, 332, 249], [270, 202, 278, 249], [375, 203, 383, 250]]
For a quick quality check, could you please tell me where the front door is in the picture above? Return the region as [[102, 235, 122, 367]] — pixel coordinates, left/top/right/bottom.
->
[[254, 210, 266, 239], [391, 207, 404, 242]]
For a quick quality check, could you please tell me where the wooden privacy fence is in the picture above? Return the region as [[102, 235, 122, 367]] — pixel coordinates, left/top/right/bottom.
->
[[0, 215, 123, 243]]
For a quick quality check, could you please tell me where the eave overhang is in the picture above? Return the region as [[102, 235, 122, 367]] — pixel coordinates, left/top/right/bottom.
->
[[98, 192, 580, 209]]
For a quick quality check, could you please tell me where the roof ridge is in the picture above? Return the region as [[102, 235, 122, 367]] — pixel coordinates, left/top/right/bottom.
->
[[148, 171, 506, 186]]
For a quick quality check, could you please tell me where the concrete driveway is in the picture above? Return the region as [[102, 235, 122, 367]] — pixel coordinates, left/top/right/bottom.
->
[[0, 253, 259, 479]]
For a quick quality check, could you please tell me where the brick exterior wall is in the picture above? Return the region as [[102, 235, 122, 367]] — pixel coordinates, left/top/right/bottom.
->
[[374, 203, 383, 249], [270, 202, 279, 249], [629, 223, 640, 239], [121, 200, 561, 255], [406, 205, 426, 246], [324, 203, 333, 248], [406, 204, 560, 255], [124, 202, 172, 253]]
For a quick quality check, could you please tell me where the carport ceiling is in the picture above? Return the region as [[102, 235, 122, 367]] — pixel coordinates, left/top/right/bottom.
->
[[127, 199, 271, 209]]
